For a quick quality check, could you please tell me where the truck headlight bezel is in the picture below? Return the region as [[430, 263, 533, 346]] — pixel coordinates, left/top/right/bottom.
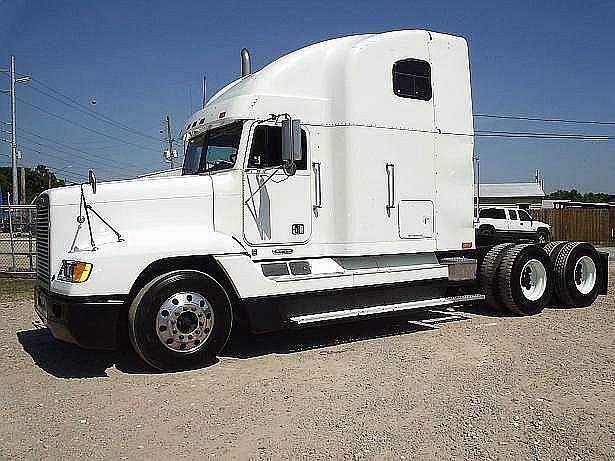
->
[[58, 260, 93, 283]]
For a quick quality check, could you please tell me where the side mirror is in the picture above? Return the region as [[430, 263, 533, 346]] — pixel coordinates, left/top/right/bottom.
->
[[281, 118, 302, 164], [88, 170, 97, 194]]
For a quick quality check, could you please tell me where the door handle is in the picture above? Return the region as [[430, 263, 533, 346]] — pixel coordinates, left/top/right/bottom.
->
[[312, 162, 322, 209], [386, 163, 395, 212]]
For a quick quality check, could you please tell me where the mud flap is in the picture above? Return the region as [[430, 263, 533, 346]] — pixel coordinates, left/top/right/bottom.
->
[[598, 251, 609, 295]]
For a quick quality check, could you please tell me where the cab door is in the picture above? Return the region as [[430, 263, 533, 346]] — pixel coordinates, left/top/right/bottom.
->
[[242, 123, 312, 246]]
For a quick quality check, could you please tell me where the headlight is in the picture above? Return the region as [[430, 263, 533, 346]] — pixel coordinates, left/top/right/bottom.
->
[[58, 260, 92, 283]]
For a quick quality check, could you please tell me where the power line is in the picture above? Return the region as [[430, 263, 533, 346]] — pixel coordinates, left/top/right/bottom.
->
[[474, 113, 615, 126], [25, 78, 161, 141], [19, 141, 124, 176], [19, 127, 147, 170], [19, 160, 86, 182], [13, 96, 158, 152]]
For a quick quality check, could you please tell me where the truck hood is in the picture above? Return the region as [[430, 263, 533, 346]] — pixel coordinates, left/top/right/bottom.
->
[[46, 175, 212, 207], [45, 174, 215, 256]]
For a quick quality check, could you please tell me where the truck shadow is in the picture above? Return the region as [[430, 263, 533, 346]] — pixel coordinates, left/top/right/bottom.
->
[[221, 309, 470, 359], [17, 328, 157, 378], [17, 309, 471, 378]]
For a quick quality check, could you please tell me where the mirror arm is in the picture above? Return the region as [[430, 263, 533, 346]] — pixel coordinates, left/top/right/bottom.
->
[[243, 167, 283, 205]]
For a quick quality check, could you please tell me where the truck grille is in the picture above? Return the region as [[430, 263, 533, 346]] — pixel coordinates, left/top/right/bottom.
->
[[36, 194, 50, 287]]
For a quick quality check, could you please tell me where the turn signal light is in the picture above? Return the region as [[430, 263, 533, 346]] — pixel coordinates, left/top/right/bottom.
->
[[58, 261, 92, 283]]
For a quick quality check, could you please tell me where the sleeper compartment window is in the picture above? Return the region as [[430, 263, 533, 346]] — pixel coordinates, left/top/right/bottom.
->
[[393, 59, 432, 101]]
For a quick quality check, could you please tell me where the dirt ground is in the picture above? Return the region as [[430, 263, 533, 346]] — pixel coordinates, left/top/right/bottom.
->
[[0, 263, 613, 460]]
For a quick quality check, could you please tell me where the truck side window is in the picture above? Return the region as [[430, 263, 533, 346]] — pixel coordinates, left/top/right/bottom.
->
[[509, 210, 518, 220], [393, 59, 432, 101], [248, 125, 307, 170]]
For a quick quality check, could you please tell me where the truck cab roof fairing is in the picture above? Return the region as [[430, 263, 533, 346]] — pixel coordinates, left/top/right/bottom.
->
[[181, 30, 472, 140]]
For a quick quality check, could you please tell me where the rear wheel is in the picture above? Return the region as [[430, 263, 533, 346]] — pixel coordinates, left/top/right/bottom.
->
[[542, 241, 567, 305], [497, 244, 553, 315], [553, 242, 602, 308], [128, 270, 232, 371], [543, 241, 567, 259], [479, 243, 516, 310]]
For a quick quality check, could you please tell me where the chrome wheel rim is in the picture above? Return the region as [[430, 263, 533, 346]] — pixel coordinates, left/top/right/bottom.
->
[[519, 259, 547, 301], [574, 255, 596, 295], [156, 291, 214, 353]]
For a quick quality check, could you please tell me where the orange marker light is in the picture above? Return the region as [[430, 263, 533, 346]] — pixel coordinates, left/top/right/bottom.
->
[[462, 242, 473, 249], [219, 111, 226, 119]]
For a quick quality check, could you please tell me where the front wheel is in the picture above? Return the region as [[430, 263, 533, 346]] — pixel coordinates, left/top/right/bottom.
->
[[128, 270, 232, 371]]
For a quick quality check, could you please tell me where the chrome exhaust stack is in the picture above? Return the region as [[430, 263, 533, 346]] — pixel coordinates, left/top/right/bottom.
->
[[241, 48, 251, 77]]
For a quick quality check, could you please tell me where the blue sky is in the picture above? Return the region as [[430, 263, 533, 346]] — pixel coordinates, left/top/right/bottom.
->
[[0, 0, 614, 192]]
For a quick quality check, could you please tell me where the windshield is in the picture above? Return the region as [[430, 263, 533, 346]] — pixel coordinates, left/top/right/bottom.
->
[[183, 121, 243, 174]]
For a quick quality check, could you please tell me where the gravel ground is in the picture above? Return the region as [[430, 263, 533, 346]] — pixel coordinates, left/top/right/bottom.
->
[[0, 263, 613, 460]]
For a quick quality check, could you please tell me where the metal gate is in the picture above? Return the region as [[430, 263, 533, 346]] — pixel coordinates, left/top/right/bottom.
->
[[0, 204, 37, 274]]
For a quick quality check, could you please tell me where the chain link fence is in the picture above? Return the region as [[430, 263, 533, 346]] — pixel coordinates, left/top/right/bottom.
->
[[0, 204, 37, 275]]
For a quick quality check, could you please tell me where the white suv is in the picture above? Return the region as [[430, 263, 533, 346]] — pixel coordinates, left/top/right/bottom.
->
[[476, 207, 551, 244]]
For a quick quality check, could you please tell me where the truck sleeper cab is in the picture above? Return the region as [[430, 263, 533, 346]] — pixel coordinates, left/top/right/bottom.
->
[[33, 31, 609, 371]]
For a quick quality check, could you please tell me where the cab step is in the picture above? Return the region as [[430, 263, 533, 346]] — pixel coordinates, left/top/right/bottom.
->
[[289, 294, 484, 325]]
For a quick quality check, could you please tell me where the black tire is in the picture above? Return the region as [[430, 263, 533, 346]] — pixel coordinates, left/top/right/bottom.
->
[[478, 243, 516, 309], [128, 270, 232, 371], [536, 229, 549, 244], [543, 241, 567, 259], [478, 225, 496, 243], [553, 242, 602, 308], [497, 244, 553, 315], [542, 240, 568, 305]]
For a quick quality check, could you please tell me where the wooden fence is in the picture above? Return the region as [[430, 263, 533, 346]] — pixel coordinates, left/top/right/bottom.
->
[[530, 208, 615, 246]]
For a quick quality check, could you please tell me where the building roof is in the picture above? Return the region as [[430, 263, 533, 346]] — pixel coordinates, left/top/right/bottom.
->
[[475, 182, 545, 198]]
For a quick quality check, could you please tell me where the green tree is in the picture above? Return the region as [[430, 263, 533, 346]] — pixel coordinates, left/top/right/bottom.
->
[[546, 189, 615, 203], [0, 165, 66, 204]]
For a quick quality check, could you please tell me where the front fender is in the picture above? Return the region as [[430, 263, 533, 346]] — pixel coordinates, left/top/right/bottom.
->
[[50, 226, 246, 297]]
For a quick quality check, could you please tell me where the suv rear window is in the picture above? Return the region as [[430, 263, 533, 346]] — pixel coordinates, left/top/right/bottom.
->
[[479, 208, 506, 219]]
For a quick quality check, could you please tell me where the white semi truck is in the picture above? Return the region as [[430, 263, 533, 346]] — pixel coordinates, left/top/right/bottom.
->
[[33, 31, 608, 371]]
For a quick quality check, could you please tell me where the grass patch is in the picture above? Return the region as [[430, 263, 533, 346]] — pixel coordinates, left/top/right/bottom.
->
[[0, 277, 36, 302]]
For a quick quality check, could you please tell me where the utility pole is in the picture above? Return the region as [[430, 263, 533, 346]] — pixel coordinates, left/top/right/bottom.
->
[[19, 167, 26, 204], [166, 115, 174, 169], [202, 75, 207, 109], [1, 56, 31, 204], [162, 115, 177, 169]]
